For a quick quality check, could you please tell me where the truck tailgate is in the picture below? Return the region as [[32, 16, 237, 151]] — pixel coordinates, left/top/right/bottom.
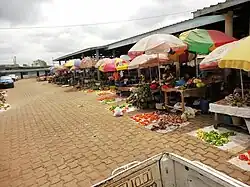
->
[[93, 153, 249, 187]]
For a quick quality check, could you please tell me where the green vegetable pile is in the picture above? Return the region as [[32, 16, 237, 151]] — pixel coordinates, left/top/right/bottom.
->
[[102, 99, 115, 104], [109, 104, 132, 111], [197, 130, 236, 146]]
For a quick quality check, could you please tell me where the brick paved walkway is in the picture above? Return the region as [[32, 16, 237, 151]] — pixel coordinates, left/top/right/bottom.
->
[[0, 79, 249, 187]]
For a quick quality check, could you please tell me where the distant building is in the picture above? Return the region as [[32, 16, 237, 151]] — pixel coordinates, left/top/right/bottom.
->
[[0, 64, 20, 70], [0, 64, 50, 79], [31, 60, 47, 67]]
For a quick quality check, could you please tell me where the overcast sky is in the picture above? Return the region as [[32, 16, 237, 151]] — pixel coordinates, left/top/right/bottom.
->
[[0, 0, 225, 65]]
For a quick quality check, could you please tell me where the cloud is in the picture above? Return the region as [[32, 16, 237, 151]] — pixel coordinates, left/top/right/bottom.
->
[[0, 0, 226, 65], [0, 0, 49, 25]]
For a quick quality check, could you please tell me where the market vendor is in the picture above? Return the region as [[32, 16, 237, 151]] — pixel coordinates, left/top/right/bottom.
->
[[113, 71, 120, 86], [108, 75, 114, 86], [113, 71, 120, 82]]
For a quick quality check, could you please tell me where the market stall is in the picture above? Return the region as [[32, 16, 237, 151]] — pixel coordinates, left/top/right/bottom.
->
[[200, 36, 250, 134], [162, 86, 206, 112], [209, 98, 250, 133]]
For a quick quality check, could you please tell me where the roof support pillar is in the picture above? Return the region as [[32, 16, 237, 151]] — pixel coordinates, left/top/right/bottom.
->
[[95, 49, 100, 60], [224, 11, 233, 37], [112, 50, 116, 57], [59, 61, 61, 65], [95, 49, 101, 81]]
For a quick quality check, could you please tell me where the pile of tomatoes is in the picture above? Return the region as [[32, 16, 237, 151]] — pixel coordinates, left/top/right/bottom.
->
[[238, 151, 250, 165], [131, 112, 160, 126]]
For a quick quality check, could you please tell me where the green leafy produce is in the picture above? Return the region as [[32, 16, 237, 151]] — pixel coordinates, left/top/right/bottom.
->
[[109, 104, 133, 111], [103, 99, 115, 104], [197, 130, 236, 146]]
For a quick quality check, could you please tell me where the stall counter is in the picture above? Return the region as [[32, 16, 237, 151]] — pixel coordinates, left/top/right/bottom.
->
[[161, 87, 206, 112], [209, 99, 250, 134]]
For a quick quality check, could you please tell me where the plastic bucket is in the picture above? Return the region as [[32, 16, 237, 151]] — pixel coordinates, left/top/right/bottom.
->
[[200, 99, 209, 114], [244, 119, 250, 134], [231, 116, 242, 125]]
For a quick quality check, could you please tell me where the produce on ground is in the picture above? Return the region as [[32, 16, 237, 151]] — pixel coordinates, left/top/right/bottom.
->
[[238, 151, 250, 165], [97, 91, 113, 96], [109, 104, 132, 112], [131, 112, 160, 126], [97, 94, 117, 101], [127, 84, 152, 109], [196, 129, 236, 146], [85, 89, 94, 93], [102, 99, 115, 104], [0, 91, 10, 111], [151, 114, 184, 131]]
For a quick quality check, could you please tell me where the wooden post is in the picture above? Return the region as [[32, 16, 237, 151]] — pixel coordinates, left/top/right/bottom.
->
[[175, 61, 180, 79], [195, 56, 199, 77], [157, 53, 161, 82]]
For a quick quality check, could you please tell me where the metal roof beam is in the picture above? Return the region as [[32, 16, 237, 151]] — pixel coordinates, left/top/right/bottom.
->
[[192, 0, 250, 18], [53, 45, 107, 61]]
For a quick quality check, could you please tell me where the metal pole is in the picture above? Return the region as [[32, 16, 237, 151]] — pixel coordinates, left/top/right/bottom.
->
[[157, 53, 161, 83], [240, 69, 244, 98], [195, 55, 199, 77]]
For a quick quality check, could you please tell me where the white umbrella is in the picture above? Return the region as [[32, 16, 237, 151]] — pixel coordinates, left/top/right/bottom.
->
[[128, 54, 169, 69], [128, 34, 187, 59], [120, 55, 131, 61], [128, 54, 153, 69], [200, 41, 238, 71]]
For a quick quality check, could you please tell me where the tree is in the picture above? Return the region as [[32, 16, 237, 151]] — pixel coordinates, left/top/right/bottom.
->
[[32, 59, 47, 67]]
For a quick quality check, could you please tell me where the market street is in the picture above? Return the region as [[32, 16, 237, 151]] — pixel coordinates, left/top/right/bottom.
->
[[0, 79, 249, 187]]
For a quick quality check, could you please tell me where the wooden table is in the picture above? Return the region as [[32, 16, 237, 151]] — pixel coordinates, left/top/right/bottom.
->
[[161, 87, 206, 112]]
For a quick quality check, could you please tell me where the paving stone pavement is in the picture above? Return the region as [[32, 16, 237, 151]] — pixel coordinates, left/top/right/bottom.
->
[[0, 79, 250, 187]]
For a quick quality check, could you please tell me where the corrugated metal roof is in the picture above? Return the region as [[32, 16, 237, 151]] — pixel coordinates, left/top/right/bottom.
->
[[53, 45, 107, 61], [107, 15, 225, 50], [193, 0, 250, 17], [53, 15, 225, 61]]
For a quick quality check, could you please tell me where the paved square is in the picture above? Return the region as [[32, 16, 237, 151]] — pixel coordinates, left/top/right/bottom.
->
[[0, 79, 249, 186]]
